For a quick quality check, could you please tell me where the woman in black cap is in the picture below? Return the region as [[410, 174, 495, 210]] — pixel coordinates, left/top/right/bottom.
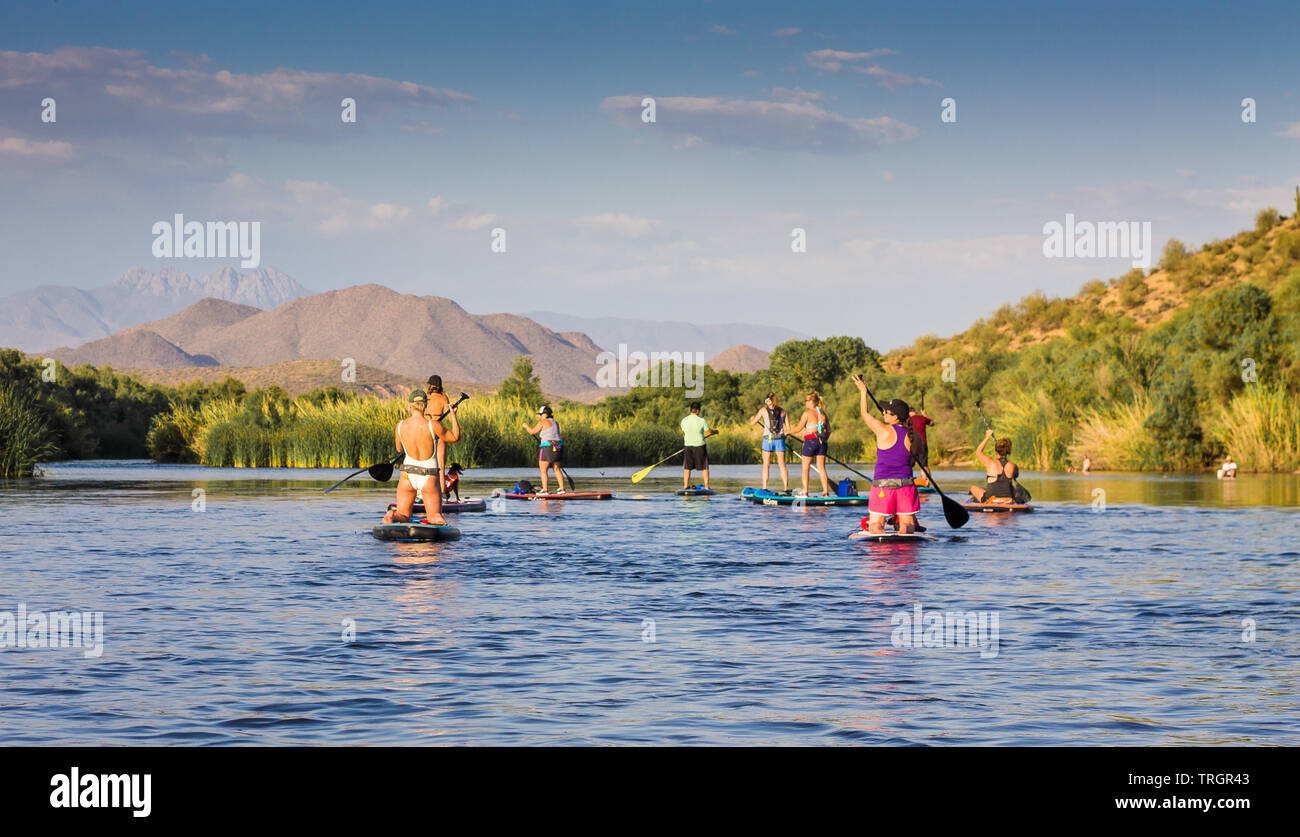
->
[[523, 404, 565, 494]]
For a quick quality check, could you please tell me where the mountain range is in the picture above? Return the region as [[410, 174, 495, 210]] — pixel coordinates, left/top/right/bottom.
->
[[42, 285, 613, 399], [0, 267, 311, 351], [13, 268, 803, 400], [526, 311, 807, 358]]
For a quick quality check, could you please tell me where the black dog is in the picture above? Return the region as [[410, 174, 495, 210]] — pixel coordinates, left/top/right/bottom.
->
[[444, 462, 464, 502]]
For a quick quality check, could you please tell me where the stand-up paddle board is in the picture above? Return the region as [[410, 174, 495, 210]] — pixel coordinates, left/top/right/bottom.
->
[[372, 522, 461, 542], [849, 530, 937, 542], [742, 487, 869, 506], [961, 501, 1034, 513], [389, 499, 487, 514], [492, 489, 613, 500], [675, 487, 716, 496], [852, 530, 935, 543]]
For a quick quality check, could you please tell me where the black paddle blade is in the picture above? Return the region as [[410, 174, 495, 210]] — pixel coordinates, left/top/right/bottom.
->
[[369, 463, 396, 482], [939, 492, 970, 529]]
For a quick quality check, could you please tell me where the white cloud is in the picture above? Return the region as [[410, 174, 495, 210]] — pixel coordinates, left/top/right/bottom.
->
[[219, 173, 417, 237], [428, 197, 446, 214], [1277, 122, 1300, 139], [805, 48, 898, 72], [710, 25, 737, 36], [0, 46, 476, 150], [601, 94, 918, 154], [773, 28, 801, 38], [804, 48, 938, 89], [0, 137, 74, 159]]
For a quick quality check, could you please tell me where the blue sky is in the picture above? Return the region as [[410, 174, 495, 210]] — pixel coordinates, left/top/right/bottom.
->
[[3, 0, 1299, 349]]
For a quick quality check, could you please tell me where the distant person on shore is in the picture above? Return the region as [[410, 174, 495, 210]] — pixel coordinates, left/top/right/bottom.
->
[[679, 401, 718, 490], [523, 405, 565, 493], [968, 430, 1023, 504], [425, 375, 452, 472], [749, 393, 790, 492], [788, 391, 832, 496], [907, 405, 935, 484], [1082, 454, 1091, 474], [383, 390, 461, 525], [852, 376, 920, 534], [1217, 457, 1237, 480]]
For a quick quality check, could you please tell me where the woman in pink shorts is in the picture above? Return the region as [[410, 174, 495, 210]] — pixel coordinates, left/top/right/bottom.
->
[[852, 375, 921, 534]]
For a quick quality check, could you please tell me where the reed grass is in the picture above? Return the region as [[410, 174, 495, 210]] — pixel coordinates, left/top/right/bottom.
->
[[990, 389, 1072, 470], [1206, 384, 1300, 472], [151, 392, 811, 469], [1068, 394, 1156, 470], [0, 383, 58, 477]]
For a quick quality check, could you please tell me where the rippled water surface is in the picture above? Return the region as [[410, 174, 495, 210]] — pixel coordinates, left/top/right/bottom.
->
[[2, 462, 1297, 745]]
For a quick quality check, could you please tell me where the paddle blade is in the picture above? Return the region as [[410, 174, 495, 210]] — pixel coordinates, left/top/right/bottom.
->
[[939, 492, 970, 529], [630, 463, 657, 484], [369, 463, 395, 482]]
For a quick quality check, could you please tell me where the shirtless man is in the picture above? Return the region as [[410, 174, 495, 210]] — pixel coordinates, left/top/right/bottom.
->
[[382, 390, 461, 525]]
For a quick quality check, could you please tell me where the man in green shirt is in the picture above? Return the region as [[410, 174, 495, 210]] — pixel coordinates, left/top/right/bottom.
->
[[679, 401, 717, 490]]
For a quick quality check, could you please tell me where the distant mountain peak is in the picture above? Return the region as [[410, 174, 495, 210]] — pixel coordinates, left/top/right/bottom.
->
[[708, 344, 771, 374], [0, 266, 313, 352]]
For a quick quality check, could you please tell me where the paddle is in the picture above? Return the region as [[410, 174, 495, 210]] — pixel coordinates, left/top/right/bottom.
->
[[323, 392, 469, 493], [782, 433, 870, 483], [631, 448, 685, 483], [976, 399, 994, 433], [854, 375, 968, 530]]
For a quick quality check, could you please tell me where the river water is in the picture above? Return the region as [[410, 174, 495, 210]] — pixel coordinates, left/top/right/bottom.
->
[[2, 461, 1296, 745]]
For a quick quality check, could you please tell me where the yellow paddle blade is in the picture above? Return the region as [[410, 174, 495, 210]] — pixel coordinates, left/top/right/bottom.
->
[[630, 463, 657, 483]]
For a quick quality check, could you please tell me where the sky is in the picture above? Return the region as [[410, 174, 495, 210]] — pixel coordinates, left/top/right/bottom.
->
[[2, 0, 1299, 350]]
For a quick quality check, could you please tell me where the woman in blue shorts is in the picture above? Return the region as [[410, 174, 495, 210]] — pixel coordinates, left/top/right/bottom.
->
[[748, 392, 790, 492]]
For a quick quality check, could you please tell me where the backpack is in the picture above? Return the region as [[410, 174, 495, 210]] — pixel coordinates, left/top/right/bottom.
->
[[816, 407, 831, 443], [765, 405, 784, 436], [837, 478, 857, 497], [512, 479, 535, 495]]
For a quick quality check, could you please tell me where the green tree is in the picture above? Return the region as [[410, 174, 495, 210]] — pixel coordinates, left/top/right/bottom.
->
[[1144, 374, 1205, 468], [1255, 207, 1280, 234], [498, 355, 544, 407], [768, 336, 882, 392], [1159, 240, 1188, 272]]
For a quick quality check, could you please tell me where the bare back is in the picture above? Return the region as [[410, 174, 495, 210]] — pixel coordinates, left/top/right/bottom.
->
[[396, 415, 436, 460]]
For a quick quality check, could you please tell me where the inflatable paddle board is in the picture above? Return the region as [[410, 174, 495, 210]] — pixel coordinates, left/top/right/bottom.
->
[[742, 487, 869, 506], [372, 522, 462, 542]]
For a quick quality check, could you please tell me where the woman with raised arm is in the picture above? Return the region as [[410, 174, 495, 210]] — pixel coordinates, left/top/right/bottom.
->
[[968, 430, 1021, 503], [851, 375, 920, 534]]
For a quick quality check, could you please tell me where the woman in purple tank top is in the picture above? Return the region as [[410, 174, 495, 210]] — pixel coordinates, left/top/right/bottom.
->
[[852, 375, 921, 534]]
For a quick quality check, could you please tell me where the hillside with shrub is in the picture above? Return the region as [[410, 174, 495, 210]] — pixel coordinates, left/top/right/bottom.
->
[[882, 202, 1300, 471]]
